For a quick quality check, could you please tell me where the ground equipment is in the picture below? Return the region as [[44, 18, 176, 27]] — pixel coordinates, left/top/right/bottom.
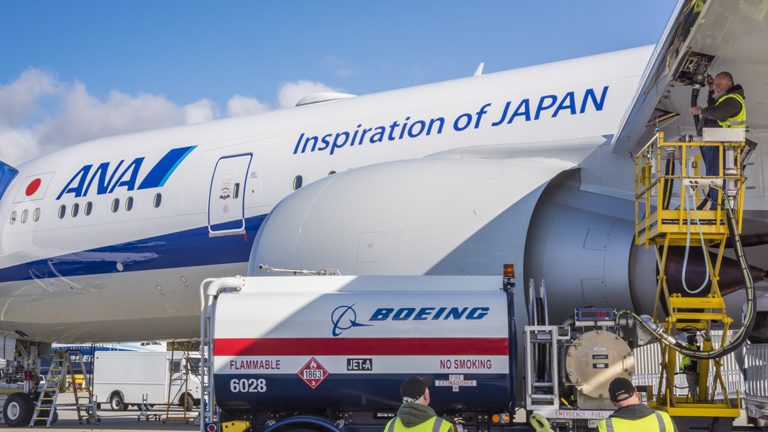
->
[[200, 273, 523, 432], [634, 129, 753, 420]]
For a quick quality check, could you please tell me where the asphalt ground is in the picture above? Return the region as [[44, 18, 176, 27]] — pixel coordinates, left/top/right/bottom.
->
[[0, 393, 751, 431], [1, 393, 199, 431]]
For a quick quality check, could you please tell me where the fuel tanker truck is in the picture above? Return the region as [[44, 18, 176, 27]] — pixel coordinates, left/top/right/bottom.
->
[[199, 272, 659, 432]]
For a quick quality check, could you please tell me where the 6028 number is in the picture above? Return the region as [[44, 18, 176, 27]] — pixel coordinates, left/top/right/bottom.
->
[[230, 378, 267, 392]]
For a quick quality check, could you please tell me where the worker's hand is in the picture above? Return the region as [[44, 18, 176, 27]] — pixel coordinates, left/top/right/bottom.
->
[[691, 106, 703, 116], [706, 75, 714, 90]]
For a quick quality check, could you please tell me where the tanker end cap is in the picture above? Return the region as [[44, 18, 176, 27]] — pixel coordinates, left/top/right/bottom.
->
[[205, 276, 246, 297]]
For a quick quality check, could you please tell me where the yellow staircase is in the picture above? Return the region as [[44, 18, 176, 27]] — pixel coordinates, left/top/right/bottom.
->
[[634, 130, 747, 417]]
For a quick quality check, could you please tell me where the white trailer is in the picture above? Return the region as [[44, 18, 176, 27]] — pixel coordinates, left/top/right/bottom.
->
[[93, 351, 200, 411]]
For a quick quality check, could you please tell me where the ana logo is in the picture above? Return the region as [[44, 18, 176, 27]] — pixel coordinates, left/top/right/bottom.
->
[[331, 304, 371, 337], [56, 146, 196, 200]]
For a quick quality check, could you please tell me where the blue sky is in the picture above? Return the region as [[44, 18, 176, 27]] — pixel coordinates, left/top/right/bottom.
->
[[0, 1, 678, 165]]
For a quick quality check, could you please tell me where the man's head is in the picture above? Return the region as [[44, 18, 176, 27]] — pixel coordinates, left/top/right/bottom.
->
[[713, 72, 735, 99], [401, 376, 432, 405], [609, 377, 638, 408], [687, 333, 697, 345]]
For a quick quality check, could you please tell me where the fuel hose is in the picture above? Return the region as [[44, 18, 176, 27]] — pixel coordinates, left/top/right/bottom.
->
[[619, 185, 755, 360]]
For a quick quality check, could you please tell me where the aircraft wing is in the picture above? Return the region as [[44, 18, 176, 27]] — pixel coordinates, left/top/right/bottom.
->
[[612, 0, 768, 154]]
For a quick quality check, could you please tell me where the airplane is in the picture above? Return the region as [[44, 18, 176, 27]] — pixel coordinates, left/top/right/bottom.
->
[[0, 0, 767, 355]]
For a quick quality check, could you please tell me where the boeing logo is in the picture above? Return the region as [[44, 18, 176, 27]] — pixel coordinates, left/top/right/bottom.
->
[[331, 304, 372, 337], [56, 146, 196, 200], [370, 307, 490, 321]]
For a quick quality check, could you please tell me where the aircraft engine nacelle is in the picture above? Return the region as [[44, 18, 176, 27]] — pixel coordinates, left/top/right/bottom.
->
[[247, 157, 748, 325], [248, 157, 575, 280]]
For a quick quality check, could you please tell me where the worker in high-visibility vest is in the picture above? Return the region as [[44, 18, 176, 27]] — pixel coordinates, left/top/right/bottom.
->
[[691, 71, 747, 208], [598, 378, 678, 432], [384, 376, 454, 432], [680, 333, 700, 399]]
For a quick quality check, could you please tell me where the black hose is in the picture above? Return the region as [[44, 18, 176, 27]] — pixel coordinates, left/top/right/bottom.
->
[[691, 88, 701, 133], [618, 187, 755, 360], [663, 158, 675, 210]]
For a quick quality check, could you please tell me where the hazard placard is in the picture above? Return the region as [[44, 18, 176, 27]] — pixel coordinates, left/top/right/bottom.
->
[[298, 357, 329, 389]]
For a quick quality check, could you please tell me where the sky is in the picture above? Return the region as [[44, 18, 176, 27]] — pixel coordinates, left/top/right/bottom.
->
[[0, 1, 678, 166]]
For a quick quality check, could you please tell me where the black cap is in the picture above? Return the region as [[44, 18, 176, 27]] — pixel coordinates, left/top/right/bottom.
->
[[608, 377, 636, 403], [401, 376, 432, 400]]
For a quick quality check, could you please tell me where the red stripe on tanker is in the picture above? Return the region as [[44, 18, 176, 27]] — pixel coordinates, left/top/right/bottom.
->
[[214, 337, 508, 356]]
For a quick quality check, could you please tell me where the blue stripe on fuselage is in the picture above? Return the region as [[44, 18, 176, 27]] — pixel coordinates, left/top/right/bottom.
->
[[0, 214, 265, 282]]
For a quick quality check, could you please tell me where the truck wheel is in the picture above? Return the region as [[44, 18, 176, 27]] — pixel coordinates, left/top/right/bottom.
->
[[109, 393, 127, 411], [3, 392, 34, 427], [180, 393, 195, 409]]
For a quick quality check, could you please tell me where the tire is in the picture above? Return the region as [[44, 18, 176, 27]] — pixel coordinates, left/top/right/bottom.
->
[[180, 393, 195, 410], [3, 392, 34, 427], [109, 393, 127, 411]]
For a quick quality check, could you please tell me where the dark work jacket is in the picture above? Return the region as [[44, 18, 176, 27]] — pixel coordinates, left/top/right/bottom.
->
[[701, 84, 745, 128]]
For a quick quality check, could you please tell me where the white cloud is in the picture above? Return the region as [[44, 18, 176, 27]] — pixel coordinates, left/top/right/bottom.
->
[[184, 99, 217, 124], [0, 126, 37, 167], [277, 80, 338, 109], [227, 94, 269, 117], [0, 68, 335, 166], [0, 68, 61, 127], [33, 83, 188, 158]]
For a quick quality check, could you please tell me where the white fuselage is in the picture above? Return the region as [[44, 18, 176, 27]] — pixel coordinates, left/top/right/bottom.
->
[[0, 47, 652, 342]]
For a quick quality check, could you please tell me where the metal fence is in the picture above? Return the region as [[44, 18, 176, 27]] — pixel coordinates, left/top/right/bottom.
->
[[631, 331, 744, 399], [744, 344, 768, 402]]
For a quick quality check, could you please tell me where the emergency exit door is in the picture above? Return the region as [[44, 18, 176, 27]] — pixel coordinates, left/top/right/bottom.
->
[[208, 154, 251, 236]]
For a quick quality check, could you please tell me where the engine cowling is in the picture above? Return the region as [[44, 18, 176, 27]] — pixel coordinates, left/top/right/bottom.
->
[[248, 157, 753, 325]]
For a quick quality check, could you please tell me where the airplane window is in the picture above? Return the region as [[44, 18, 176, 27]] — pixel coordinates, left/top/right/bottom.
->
[[10, 211, 16, 225], [293, 175, 303, 190], [328, 171, 336, 176], [71, 203, 79, 218], [126, 196, 134, 211], [58, 205, 66, 219], [20, 209, 28, 223], [111, 198, 120, 213], [153, 193, 162, 208], [33, 208, 40, 222], [84, 202, 92, 216], [233, 183, 240, 200]]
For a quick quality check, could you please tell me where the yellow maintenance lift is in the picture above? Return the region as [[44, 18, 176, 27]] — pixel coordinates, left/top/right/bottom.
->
[[634, 130, 748, 418]]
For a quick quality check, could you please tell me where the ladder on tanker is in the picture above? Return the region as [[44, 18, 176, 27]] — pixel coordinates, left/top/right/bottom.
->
[[634, 129, 749, 418], [30, 350, 99, 427]]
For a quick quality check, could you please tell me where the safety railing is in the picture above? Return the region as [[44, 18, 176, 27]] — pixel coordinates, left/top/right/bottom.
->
[[634, 131, 746, 248]]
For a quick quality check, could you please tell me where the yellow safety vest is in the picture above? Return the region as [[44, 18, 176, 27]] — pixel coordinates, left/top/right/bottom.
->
[[385, 416, 453, 432], [598, 410, 675, 432], [693, 0, 705, 13], [680, 343, 697, 371], [716, 93, 746, 128]]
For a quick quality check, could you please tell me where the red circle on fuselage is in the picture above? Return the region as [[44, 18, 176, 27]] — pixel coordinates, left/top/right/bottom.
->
[[26, 179, 41, 196]]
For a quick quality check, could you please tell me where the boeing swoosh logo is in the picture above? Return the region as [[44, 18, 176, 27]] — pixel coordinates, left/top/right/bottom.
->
[[331, 304, 372, 337]]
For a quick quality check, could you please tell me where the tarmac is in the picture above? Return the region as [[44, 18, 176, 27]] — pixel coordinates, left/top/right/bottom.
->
[[0, 392, 752, 431], [1, 393, 198, 431]]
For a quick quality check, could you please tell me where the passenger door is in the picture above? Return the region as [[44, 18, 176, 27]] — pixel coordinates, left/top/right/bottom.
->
[[208, 154, 251, 236]]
